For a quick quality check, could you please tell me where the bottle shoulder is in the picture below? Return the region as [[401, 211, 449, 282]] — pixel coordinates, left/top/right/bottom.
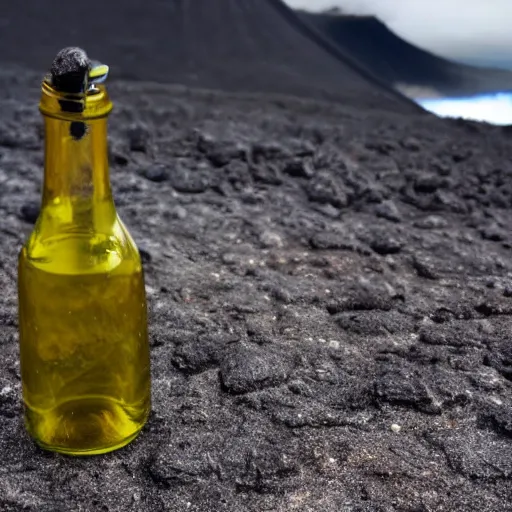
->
[[20, 214, 142, 275]]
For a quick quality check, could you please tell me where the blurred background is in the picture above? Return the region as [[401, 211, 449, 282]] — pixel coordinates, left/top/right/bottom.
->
[[2, 0, 511, 124], [287, 0, 512, 124]]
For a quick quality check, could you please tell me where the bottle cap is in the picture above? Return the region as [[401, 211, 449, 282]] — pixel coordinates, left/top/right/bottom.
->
[[50, 47, 109, 94], [40, 47, 113, 120]]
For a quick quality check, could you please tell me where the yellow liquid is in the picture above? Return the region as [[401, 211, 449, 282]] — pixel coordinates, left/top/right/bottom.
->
[[18, 234, 151, 455]]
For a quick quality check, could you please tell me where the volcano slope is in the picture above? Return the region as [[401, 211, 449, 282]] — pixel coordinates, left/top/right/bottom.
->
[[0, 0, 418, 112], [298, 11, 512, 99], [0, 65, 512, 510]]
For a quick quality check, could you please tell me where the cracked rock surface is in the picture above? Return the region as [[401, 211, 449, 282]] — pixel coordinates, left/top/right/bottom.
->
[[0, 70, 511, 511]]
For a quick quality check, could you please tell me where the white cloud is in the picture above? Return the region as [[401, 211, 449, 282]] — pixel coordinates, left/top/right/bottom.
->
[[285, 0, 512, 66], [419, 93, 512, 125], [287, 0, 339, 9]]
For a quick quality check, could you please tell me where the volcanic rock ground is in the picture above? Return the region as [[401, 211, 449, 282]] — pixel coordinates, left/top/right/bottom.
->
[[0, 66, 511, 511]]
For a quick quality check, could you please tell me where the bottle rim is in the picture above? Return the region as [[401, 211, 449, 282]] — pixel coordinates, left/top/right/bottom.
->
[[39, 78, 113, 121]]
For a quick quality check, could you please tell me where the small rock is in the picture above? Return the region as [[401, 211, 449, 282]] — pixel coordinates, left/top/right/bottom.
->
[[0, 126, 39, 150], [240, 188, 263, 204], [250, 163, 283, 185], [140, 164, 169, 183], [290, 139, 315, 157], [172, 332, 235, 374], [412, 254, 439, 280], [418, 325, 478, 347], [252, 141, 291, 162], [283, 158, 315, 178], [0, 129, 20, 148], [170, 165, 211, 193], [432, 190, 468, 214], [336, 311, 412, 336], [19, 201, 40, 224], [207, 147, 243, 167], [480, 404, 512, 438], [390, 423, 401, 433], [127, 124, 150, 153], [311, 203, 341, 219], [195, 131, 216, 153], [288, 379, 312, 396], [375, 369, 438, 414], [223, 161, 252, 189], [108, 138, 129, 166], [149, 437, 212, 486], [369, 233, 403, 255], [365, 139, 398, 155], [375, 200, 402, 222], [484, 339, 512, 381], [111, 151, 129, 166], [431, 158, 452, 176], [166, 205, 187, 220], [259, 230, 283, 248], [476, 299, 512, 317], [413, 215, 448, 229], [271, 286, 293, 303], [402, 137, 421, 151], [413, 173, 444, 193], [431, 305, 475, 323], [221, 253, 239, 265], [220, 343, 293, 394], [196, 132, 247, 167], [452, 148, 473, 163], [429, 431, 512, 480], [480, 223, 506, 242], [139, 248, 152, 264], [310, 231, 358, 252], [246, 317, 273, 344], [306, 171, 349, 208], [362, 182, 389, 203], [327, 286, 394, 314]]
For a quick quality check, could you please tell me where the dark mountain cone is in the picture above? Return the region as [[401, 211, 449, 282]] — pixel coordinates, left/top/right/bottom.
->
[[299, 11, 512, 98], [0, 0, 420, 112]]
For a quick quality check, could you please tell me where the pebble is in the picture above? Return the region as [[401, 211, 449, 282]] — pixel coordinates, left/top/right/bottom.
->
[[140, 164, 169, 183], [283, 158, 315, 178], [19, 201, 40, 224], [167, 205, 188, 220], [259, 230, 284, 248], [127, 124, 150, 152], [413, 215, 448, 230], [375, 199, 402, 223]]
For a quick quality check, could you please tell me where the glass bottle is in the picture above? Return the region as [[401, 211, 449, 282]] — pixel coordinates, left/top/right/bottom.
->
[[17, 47, 151, 456]]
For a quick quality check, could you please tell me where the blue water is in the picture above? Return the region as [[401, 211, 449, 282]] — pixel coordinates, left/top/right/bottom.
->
[[418, 92, 512, 125]]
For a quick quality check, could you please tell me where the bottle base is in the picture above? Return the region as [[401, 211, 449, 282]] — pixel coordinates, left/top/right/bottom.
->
[[24, 395, 150, 456]]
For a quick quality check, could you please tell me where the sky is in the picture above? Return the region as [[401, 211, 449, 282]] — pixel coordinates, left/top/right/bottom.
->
[[285, 0, 512, 68]]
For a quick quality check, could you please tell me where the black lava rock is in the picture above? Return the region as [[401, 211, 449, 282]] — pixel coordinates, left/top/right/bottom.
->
[[169, 165, 211, 193], [375, 199, 402, 222], [140, 164, 170, 183], [19, 201, 40, 223], [306, 171, 349, 208], [283, 158, 315, 178], [220, 343, 293, 394], [127, 124, 151, 152]]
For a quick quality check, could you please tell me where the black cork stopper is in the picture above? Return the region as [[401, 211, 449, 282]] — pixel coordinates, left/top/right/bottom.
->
[[50, 47, 91, 94]]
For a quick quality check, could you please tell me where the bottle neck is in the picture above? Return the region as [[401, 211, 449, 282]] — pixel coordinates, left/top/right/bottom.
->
[[41, 115, 116, 231], [43, 115, 112, 203]]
